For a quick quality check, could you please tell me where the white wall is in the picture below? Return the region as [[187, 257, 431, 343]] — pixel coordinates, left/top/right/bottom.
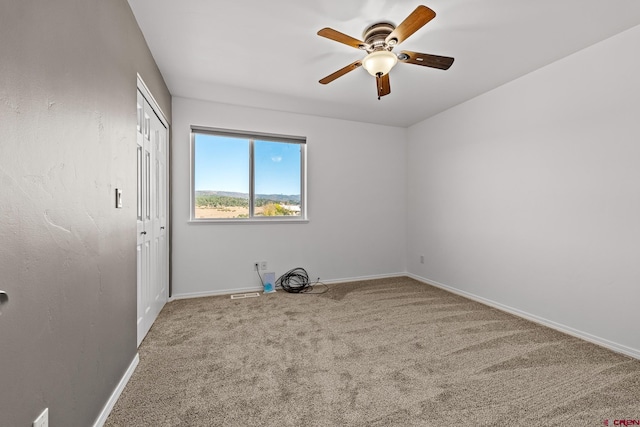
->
[[407, 25, 640, 358], [171, 97, 407, 297]]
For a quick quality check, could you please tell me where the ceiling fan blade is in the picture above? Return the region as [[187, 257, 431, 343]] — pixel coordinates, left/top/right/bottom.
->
[[376, 73, 391, 99], [319, 60, 363, 84], [386, 5, 436, 46], [398, 50, 454, 70], [317, 28, 367, 50]]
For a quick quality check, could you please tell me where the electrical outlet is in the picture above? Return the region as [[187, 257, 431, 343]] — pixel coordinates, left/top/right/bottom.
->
[[260, 261, 267, 271], [420, 255, 425, 264], [33, 408, 48, 427]]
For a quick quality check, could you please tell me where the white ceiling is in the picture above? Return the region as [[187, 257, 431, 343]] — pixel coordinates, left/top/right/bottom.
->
[[128, 0, 640, 127]]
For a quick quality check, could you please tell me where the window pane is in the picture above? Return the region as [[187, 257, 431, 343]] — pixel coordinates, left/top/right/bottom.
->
[[194, 134, 249, 219], [254, 140, 301, 217]]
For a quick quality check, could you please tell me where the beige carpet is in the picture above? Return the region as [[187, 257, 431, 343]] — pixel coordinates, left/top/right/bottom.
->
[[106, 277, 640, 426]]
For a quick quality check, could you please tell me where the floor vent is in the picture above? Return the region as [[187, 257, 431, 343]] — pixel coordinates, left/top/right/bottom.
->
[[230, 292, 260, 300]]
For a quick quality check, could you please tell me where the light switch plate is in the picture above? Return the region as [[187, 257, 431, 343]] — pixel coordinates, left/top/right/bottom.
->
[[115, 188, 123, 208]]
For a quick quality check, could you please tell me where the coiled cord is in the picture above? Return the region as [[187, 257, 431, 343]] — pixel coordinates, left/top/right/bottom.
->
[[277, 267, 311, 293], [276, 267, 327, 294]]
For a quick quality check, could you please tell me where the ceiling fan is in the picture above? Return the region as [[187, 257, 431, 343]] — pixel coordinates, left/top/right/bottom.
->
[[317, 5, 454, 99]]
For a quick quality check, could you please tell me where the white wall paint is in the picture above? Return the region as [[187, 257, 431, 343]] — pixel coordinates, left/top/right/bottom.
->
[[407, 25, 640, 356], [172, 97, 407, 297]]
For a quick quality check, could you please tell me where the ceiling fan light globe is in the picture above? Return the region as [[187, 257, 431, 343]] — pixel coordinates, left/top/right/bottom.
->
[[362, 50, 398, 77]]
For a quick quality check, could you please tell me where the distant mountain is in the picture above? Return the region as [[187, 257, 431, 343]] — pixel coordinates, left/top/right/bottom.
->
[[195, 191, 300, 203], [196, 190, 249, 199], [256, 193, 300, 203]]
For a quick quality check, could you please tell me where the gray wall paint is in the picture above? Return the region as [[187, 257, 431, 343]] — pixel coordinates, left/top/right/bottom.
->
[[0, 1, 170, 425], [407, 25, 640, 357]]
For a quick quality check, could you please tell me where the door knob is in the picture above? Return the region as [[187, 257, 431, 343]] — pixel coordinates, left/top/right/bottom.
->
[[0, 290, 8, 304]]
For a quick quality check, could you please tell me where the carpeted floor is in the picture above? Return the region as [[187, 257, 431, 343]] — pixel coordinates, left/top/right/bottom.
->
[[105, 277, 640, 426]]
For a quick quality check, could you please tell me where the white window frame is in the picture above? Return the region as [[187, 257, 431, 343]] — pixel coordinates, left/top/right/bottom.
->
[[190, 126, 307, 223]]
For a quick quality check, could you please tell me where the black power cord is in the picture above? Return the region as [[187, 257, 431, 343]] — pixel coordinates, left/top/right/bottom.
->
[[276, 267, 328, 294], [254, 263, 264, 287]]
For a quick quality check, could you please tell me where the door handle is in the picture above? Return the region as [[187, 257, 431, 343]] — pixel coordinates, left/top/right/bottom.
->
[[160, 226, 165, 230], [141, 231, 147, 235], [0, 290, 8, 304]]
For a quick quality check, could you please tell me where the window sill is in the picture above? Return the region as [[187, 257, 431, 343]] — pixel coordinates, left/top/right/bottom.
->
[[188, 218, 309, 225]]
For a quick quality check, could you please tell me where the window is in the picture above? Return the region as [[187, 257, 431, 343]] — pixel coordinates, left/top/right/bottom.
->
[[191, 127, 306, 221]]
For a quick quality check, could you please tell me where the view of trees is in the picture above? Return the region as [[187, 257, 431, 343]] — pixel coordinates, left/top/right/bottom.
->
[[196, 194, 248, 208], [261, 203, 295, 216], [195, 193, 298, 217], [255, 197, 299, 208]]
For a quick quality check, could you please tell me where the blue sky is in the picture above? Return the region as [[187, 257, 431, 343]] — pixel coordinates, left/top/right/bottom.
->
[[194, 134, 301, 195]]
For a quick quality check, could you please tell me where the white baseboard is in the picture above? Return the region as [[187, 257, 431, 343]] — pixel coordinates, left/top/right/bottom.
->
[[170, 272, 406, 301], [93, 353, 139, 427], [408, 273, 640, 361], [321, 272, 405, 285], [171, 285, 264, 300]]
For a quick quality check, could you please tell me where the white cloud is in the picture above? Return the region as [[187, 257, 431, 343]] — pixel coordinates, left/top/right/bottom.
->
[[271, 156, 282, 162]]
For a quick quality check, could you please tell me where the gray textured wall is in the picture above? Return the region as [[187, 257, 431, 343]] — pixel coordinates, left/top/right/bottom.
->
[[0, 1, 170, 425]]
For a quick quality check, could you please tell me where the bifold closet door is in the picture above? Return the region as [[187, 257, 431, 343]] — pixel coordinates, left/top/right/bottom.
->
[[136, 88, 168, 347]]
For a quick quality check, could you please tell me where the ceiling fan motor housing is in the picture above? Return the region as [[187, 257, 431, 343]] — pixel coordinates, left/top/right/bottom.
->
[[362, 22, 396, 51]]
